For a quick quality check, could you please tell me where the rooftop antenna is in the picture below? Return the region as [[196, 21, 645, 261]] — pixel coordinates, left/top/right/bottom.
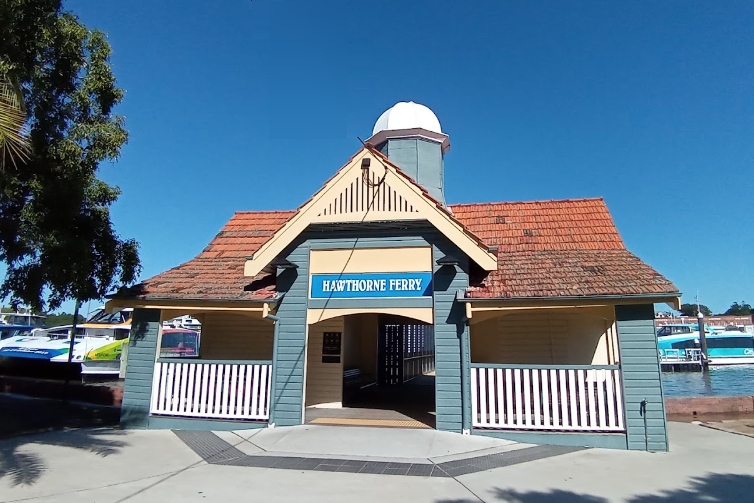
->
[[696, 290, 700, 315], [695, 290, 709, 369]]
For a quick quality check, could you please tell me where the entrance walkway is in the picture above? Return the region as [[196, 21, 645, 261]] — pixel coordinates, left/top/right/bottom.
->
[[179, 426, 577, 477], [306, 374, 436, 428], [3, 422, 754, 502], [306, 407, 431, 428]]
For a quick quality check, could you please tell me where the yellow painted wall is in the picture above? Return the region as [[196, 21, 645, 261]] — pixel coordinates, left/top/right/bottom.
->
[[199, 313, 274, 360], [470, 307, 617, 365], [305, 317, 345, 408], [307, 307, 433, 325], [342, 314, 379, 384], [309, 247, 432, 274]]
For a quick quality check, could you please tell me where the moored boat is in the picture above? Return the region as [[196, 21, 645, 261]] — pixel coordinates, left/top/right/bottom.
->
[[657, 324, 754, 365], [0, 307, 201, 375]]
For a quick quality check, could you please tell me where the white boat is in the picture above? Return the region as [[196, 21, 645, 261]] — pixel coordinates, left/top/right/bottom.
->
[[0, 312, 46, 327], [0, 308, 133, 375], [0, 312, 47, 340], [657, 324, 754, 365], [163, 314, 202, 331], [0, 307, 203, 375]]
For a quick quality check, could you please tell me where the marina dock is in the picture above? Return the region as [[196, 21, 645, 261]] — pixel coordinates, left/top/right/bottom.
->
[[660, 348, 709, 372]]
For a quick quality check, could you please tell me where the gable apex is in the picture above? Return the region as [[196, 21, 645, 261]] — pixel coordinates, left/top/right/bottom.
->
[[243, 147, 497, 277]]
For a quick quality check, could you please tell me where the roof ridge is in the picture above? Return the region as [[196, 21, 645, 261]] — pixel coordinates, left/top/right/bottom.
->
[[233, 209, 297, 215], [449, 197, 605, 208], [365, 145, 493, 253]]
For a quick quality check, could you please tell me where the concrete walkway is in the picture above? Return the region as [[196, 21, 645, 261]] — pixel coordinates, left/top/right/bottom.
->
[[178, 426, 575, 477], [1, 422, 753, 502], [225, 424, 526, 460]]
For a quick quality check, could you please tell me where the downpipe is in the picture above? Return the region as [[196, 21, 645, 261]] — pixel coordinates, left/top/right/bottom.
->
[[640, 399, 648, 451], [265, 311, 279, 428]]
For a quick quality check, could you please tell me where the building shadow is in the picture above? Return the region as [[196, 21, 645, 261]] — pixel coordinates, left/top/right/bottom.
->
[[0, 428, 128, 487], [344, 374, 436, 427], [436, 473, 754, 503], [0, 394, 126, 487]]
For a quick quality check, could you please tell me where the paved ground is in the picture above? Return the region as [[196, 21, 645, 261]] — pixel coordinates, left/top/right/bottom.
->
[[700, 418, 754, 438], [2, 421, 754, 502], [0, 394, 119, 440], [314, 374, 436, 427]]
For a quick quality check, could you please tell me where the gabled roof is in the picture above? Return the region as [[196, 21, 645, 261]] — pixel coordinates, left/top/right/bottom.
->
[[449, 198, 678, 299], [115, 211, 294, 301], [119, 197, 678, 304], [242, 146, 498, 277]]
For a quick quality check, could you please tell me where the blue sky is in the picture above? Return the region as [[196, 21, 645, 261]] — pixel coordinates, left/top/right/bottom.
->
[[6, 1, 754, 314]]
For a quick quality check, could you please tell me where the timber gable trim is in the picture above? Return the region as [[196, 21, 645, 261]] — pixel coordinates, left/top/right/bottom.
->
[[243, 148, 498, 277]]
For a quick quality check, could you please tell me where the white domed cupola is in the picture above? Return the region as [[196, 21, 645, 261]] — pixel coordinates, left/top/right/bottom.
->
[[372, 101, 443, 136], [367, 101, 450, 206]]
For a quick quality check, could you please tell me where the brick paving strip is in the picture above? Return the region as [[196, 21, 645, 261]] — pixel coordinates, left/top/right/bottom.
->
[[173, 430, 585, 478]]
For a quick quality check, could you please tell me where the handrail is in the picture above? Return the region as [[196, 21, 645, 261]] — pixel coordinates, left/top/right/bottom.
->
[[470, 363, 620, 370], [403, 354, 434, 361], [156, 358, 273, 365]]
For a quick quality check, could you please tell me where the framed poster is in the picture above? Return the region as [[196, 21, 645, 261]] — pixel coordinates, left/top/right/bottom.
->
[[322, 332, 341, 364]]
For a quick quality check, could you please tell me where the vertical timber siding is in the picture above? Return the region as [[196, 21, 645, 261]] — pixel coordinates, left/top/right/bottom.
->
[[120, 308, 161, 428], [616, 304, 668, 451], [200, 313, 274, 360], [377, 138, 445, 204], [469, 308, 616, 365]]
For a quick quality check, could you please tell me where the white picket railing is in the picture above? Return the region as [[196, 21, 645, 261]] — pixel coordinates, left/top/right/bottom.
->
[[150, 360, 272, 421], [470, 365, 625, 432]]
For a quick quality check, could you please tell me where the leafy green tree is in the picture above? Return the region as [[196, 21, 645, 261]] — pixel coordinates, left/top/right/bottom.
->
[[0, 73, 29, 168], [0, 1, 140, 311], [44, 312, 85, 327], [679, 303, 712, 317], [723, 302, 752, 316]]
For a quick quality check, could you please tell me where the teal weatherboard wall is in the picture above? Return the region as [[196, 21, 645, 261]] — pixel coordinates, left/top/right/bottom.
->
[[269, 237, 310, 427], [431, 237, 469, 433], [268, 225, 469, 430], [120, 308, 161, 428], [377, 138, 445, 205], [473, 429, 628, 450], [120, 308, 272, 431], [615, 304, 669, 451]]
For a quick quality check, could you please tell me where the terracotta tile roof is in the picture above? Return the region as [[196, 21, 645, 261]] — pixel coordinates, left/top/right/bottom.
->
[[367, 147, 492, 253], [118, 211, 294, 301], [118, 175, 677, 303], [449, 198, 678, 299]]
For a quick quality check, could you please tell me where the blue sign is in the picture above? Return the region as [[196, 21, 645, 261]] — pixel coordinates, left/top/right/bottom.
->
[[311, 272, 433, 299]]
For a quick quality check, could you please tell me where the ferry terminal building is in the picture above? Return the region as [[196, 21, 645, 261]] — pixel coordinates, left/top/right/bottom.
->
[[109, 102, 680, 451]]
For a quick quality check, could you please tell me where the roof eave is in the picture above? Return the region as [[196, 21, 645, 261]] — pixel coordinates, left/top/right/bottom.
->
[[105, 292, 283, 304], [458, 291, 681, 306]]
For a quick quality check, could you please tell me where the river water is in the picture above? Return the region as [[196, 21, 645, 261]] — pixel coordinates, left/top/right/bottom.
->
[[661, 364, 754, 397]]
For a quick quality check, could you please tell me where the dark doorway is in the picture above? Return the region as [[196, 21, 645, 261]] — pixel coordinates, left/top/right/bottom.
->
[[378, 317, 435, 385], [305, 314, 437, 428], [334, 315, 436, 427]]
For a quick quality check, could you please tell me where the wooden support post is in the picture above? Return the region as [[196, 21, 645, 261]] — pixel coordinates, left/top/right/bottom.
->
[[697, 312, 709, 370]]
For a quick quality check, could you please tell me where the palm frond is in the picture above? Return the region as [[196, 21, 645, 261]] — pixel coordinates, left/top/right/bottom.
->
[[0, 75, 30, 169]]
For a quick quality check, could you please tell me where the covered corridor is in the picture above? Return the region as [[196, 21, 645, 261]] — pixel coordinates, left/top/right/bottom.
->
[[305, 314, 436, 428]]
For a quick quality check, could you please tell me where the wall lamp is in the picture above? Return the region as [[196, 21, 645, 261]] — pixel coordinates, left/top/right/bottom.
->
[[270, 258, 298, 269], [436, 255, 461, 266]]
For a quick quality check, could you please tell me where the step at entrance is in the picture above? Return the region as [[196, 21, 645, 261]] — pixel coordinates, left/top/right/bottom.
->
[[306, 406, 432, 428]]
